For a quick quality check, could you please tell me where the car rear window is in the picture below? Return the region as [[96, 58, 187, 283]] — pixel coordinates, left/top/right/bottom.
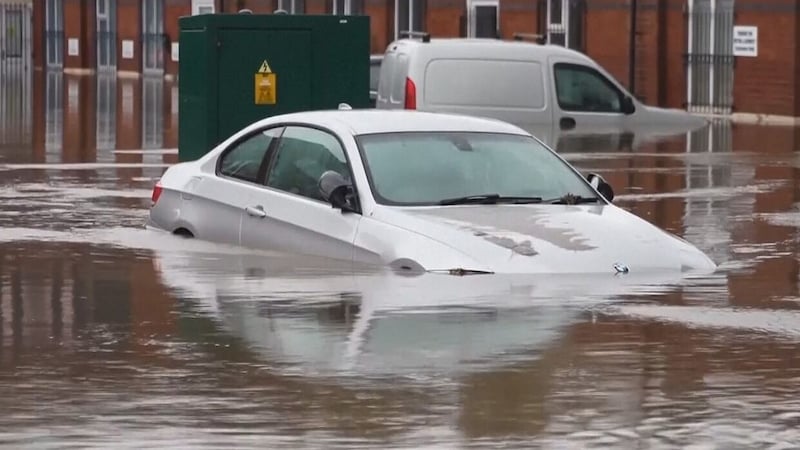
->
[[424, 59, 546, 109]]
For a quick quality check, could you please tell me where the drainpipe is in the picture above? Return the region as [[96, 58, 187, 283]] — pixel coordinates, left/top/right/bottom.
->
[[628, 0, 638, 95]]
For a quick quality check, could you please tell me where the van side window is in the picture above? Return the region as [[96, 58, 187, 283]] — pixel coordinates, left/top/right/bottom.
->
[[553, 63, 624, 113]]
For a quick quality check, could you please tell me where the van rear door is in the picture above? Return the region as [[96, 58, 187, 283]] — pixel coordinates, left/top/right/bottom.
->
[[376, 49, 410, 110]]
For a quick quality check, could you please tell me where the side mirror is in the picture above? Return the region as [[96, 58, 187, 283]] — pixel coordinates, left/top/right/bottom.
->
[[621, 95, 636, 115], [587, 172, 615, 202], [319, 170, 357, 213]]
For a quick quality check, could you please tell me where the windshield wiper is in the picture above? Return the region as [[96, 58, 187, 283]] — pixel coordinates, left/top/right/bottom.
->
[[546, 193, 602, 205], [438, 194, 543, 205]]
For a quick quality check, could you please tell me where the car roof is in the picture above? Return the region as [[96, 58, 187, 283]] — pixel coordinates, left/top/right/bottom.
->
[[261, 109, 532, 136], [387, 37, 594, 64]]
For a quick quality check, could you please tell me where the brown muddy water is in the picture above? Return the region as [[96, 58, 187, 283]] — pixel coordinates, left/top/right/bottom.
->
[[2, 73, 800, 449]]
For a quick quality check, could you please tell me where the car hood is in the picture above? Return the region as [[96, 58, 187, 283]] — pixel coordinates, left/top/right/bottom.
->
[[371, 204, 717, 274]]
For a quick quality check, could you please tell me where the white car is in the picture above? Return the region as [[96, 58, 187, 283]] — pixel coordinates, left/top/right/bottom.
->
[[147, 107, 716, 275]]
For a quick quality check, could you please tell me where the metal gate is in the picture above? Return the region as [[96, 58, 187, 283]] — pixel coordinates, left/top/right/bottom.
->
[[143, 0, 165, 74], [686, 0, 735, 115], [537, 0, 585, 51], [0, 1, 33, 147], [96, 0, 117, 71], [45, 0, 63, 68]]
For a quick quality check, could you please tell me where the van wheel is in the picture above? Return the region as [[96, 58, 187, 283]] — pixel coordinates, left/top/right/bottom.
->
[[173, 228, 194, 238]]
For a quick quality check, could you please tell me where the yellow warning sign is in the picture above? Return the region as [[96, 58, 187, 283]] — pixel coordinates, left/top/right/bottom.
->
[[257, 60, 272, 74], [255, 72, 276, 105]]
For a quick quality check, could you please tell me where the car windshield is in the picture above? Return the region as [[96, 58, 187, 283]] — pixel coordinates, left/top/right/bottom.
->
[[356, 132, 598, 206]]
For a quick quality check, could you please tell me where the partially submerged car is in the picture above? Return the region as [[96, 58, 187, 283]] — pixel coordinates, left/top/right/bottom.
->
[[147, 108, 716, 275]]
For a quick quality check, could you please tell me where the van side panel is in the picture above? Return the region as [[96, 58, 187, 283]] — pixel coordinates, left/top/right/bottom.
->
[[424, 59, 546, 108], [419, 58, 550, 125]]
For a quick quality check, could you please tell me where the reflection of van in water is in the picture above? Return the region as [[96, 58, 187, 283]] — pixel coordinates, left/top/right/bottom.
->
[[375, 35, 708, 134]]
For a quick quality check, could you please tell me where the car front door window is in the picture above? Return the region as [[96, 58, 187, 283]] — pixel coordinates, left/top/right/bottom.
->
[[266, 126, 351, 202], [554, 63, 623, 113], [219, 127, 283, 183]]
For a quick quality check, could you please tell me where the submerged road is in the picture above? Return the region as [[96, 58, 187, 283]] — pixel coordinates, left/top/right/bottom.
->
[[2, 118, 800, 448]]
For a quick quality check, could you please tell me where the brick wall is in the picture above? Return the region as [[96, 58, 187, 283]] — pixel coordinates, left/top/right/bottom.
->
[[117, 0, 142, 73], [165, 0, 190, 75], [584, 0, 630, 91], [662, 0, 686, 109], [500, 0, 540, 39], [366, 0, 392, 53], [733, 0, 798, 117], [63, 0, 95, 71], [427, 1, 463, 39], [28, 0, 800, 118], [31, 0, 44, 69]]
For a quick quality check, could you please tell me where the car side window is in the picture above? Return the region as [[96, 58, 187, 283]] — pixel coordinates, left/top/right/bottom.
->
[[554, 63, 623, 113], [219, 127, 283, 183], [266, 126, 351, 202]]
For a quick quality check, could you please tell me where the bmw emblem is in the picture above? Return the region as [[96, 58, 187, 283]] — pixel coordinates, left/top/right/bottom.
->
[[613, 263, 630, 274]]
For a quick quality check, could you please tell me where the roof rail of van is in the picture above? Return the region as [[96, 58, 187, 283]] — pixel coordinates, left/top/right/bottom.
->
[[512, 33, 546, 44], [399, 31, 431, 43]]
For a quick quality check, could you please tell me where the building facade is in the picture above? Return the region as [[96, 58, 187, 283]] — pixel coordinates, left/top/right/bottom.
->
[[24, 0, 800, 121]]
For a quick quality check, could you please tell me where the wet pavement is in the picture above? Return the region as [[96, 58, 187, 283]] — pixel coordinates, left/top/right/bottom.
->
[[3, 72, 800, 448]]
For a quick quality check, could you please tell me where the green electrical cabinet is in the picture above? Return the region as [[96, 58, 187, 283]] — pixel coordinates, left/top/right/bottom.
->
[[178, 13, 371, 162]]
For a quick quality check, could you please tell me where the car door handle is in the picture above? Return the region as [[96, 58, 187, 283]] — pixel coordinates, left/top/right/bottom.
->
[[560, 117, 576, 130], [245, 205, 267, 218]]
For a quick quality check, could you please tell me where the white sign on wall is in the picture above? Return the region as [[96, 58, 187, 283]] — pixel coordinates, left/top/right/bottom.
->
[[67, 38, 79, 56], [122, 40, 134, 59], [171, 42, 179, 62], [733, 26, 758, 57], [192, 0, 215, 15]]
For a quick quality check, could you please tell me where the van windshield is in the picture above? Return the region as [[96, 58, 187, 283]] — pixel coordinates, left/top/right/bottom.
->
[[356, 132, 598, 206]]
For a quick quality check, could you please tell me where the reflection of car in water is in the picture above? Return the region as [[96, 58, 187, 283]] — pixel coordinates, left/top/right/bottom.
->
[[147, 109, 716, 275], [152, 242, 692, 377]]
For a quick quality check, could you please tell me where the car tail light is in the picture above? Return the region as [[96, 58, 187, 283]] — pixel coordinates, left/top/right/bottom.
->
[[151, 181, 163, 205], [404, 77, 417, 110]]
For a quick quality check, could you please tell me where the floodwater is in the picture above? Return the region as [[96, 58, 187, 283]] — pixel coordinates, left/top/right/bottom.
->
[[3, 72, 800, 449]]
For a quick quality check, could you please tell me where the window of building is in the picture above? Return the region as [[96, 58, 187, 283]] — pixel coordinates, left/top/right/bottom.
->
[[192, 0, 215, 15], [553, 63, 624, 113], [96, 0, 117, 70], [266, 126, 350, 202], [276, 0, 306, 13], [467, 0, 498, 38], [330, 0, 364, 14], [395, 0, 426, 40], [143, 0, 164, 73], [4, 10, 23, 57], [45, 0, 63, 67]]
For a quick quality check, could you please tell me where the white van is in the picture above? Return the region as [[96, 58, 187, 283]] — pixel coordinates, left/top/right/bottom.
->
[[375, 34, 708, 136]]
